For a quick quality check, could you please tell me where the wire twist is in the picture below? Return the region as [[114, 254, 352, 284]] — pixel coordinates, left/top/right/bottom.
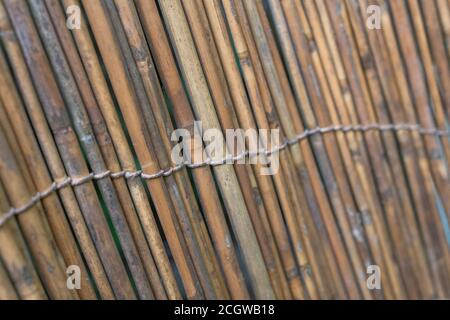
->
[[0, 123, 448, 228]]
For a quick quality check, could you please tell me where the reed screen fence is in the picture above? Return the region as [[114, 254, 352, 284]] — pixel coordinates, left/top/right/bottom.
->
[[0, 0, 449, 300]]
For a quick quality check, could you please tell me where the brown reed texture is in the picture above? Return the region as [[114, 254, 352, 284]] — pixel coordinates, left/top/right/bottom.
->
[[0, 0, 449, 300]]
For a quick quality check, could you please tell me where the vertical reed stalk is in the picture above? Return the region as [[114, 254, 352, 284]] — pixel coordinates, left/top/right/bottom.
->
[[81, 0, 204, 299], [0, 46, 96, 300], [0, 172, 47, 299], [28, 0, 154, 299], [62, 0, 181, 300], [4, 0, 135, 299], [0, 1, 115, 299], [45, 0, 169, 299], [0, 121, 74, 299], [182, 0, 289, 299], [136, 0, 248, 299], [158, 0, 274, 299], [104, 0, 217, 298]]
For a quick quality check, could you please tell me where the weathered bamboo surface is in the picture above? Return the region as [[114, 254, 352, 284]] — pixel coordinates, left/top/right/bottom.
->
[[0, 0, 449, 300]]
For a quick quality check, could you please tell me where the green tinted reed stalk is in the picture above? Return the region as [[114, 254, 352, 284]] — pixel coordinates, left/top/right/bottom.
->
[[0, 167, 46, 300], [45, 0, 166, 299], [158, 0, 274, 299], [103, 0, 215, 299], [111, 0, 228, 299], [61, 0, 180, 300], [81, 0, 204, 300], [0, 48, 96, 299], [135, 0, 247, 299], [181, 0, 288, 299], [3, 0, 135, 299], [0, 2, 114, 300], [28, 0, 153, 299], [0, 121, 73, 299]]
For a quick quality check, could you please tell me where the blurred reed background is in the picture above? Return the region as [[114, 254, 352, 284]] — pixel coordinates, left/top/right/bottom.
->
[[0, 0, 449, 300]]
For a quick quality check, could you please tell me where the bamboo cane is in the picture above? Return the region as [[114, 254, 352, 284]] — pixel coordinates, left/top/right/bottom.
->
[[239, 3, 370, 300], [45, 0, 169, 299], [316, 0, 425, 298], [361, 0, 443, 295], [158, 0, 274, 299], [254, 1, 348, 298], [435, 0, 450, 58], [81, 0, 204, 299], [135, 0, 248, 299], [0, 96, 78, 300], [0, 0, 447, 300], [0, 1, 115, 300], [405, 0, 450, 161], [111, 0, 230, 299], [286, 0, 393, 299], [282, 0, 376, 298], [0, 174, 47, 300], [296, 1, 388, 299], [104, 0, 218, 299], [4, 0, 135, 299], [263, 1, 356, 300], [384, 3, 448, 288], [182, 0, 289, 299], [321, 0, 425, 298], [0, 45, 97, 300], [215, 0, 325, 299], [332, 0, 420, 297], [309, 0, 408, 299], [28, 0, 153, 299], [388, 0, 450, 220], [380, 2, 448, 286], [298, 0, 408, 299], [0, 120, 74, 299], [61, 0, 181, 300], [376, 0, 450, 298], [265, 0, 369, 299], [351, 0, 436, 298], [418, 0, 450, 116]]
